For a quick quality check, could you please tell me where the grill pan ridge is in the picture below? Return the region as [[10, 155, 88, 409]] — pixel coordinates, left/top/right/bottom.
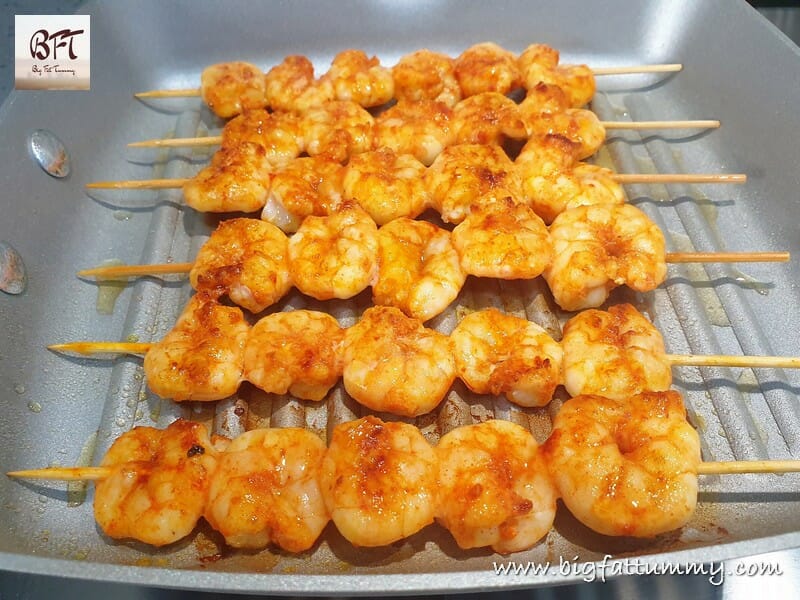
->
[[1, 0, 800, 593]]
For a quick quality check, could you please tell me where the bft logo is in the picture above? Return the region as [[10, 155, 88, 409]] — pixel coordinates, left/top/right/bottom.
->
[[15, 15, 91, 90], [29, 28, 85, 61]]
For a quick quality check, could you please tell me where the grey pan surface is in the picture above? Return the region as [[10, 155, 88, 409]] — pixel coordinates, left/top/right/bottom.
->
[[2, 0, 800, 595]]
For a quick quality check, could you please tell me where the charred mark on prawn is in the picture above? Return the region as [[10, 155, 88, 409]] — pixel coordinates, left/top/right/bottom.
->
[[187, 445, 205, 458]]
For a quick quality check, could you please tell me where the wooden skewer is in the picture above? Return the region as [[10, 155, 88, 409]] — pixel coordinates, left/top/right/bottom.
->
[[666, 251, 789, 263], [78, 262, 193, 278], [697, 460, 800, 475], [612, 173, 746, 184], [667, 354, 800, 369], [48, 338, 800, 373], [85, 178, 190, 190], [84, 173, 747, 190], [10, 458, 800, 481], [133, 64, 686, 100], [590, 63, 683, 76], [127, 118, 719, 148], [47, 342, 153, 356], [75, 251, 788, 282], [601, 119, 720, 130], [135, 88, 200, 99], [128, 136, 223, 148], [7, 466, 111, 481]]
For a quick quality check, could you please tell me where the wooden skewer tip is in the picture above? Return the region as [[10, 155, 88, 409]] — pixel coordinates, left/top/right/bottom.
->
[[127, 136, 223, 148], [77, 262, 194, 279], [134, 88, 200, 99], [698, 460, 800, 475], [591, 63, 683, 76], [601, 119, 720, 130], [85, 179, 189, 190], [7, 466, 110, 481], [48, 342, 153, 356], [666, 251, 789, 264], [666, 353, 800, 369]]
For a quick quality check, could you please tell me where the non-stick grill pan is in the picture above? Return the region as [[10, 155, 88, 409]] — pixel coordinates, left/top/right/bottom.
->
[[1, 0, 800, 594]]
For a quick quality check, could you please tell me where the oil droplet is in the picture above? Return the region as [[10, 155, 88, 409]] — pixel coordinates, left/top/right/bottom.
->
[[732, 269, 770, 296], [27, 401, 42, 413], [95, 259, 128, 315], [14, 383, 26, 394], [113, 210, 132, 221]]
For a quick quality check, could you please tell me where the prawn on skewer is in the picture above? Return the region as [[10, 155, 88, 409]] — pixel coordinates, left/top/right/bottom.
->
[[451, 199, 553, 280], [319, 416, 438, 547], [264, 55, 334, 114], [454, 42, 522, 97], [189, 218, 291, 313], [543, 391, 701, 537], [300, 100, 376, 162], [200, 62, 268, 118], [220, 109, 304, 168], [449, 308, 563, 407], [425, 143, 523, 224], [205, 427, 330, 552], [95, 419, 219, 547], [392, 49, 461, 107], [518, 43, 595, 107], [260, 156, 345, 233], [342, 306, 456, 417], [243, 310, 345, 402], [183, 141, 273, 214], [324, 49, 395, 108], [451, 92, 528, 146], [342, 147, 430, 225], [143, 293, 249, 402], [436, 419, 558, 553], [543, 203, 667, 311], [373, 218, 465, 322], [287, 204, 379, 301], [562, 304, 672, 400], [374, 99, 455, 167]]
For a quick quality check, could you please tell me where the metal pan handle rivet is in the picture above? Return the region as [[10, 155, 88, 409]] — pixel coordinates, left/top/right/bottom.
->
[[28, 129, 70, 178]]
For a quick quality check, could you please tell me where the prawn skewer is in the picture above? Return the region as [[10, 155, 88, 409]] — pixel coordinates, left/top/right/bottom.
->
[[73, 213, 790, 319], [85, 171, 745, 190], [48, 300, 800, 416], [12, 457, 800, 479], [8, 410, 800, 551], [135, 63, 684, 98], [70, 209, 788, 320], [127, 119, 720, 149], [49, 339, 800, 370], [134, 49, 681, 109]]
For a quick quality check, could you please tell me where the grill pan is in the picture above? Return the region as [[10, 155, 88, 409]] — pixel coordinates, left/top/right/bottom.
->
[[1, 0, 800, 594]]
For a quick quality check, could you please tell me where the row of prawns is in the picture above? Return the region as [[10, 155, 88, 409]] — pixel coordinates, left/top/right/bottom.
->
[[177, 94, 617, 223], [195, 42, 593, 117], [137, 292, 669, 418], [157, 198, 663, 324], [46, 389, 700, 553]]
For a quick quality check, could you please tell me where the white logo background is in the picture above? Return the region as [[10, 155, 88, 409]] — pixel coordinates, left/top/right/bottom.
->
[[15, 15, 90, 90]]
